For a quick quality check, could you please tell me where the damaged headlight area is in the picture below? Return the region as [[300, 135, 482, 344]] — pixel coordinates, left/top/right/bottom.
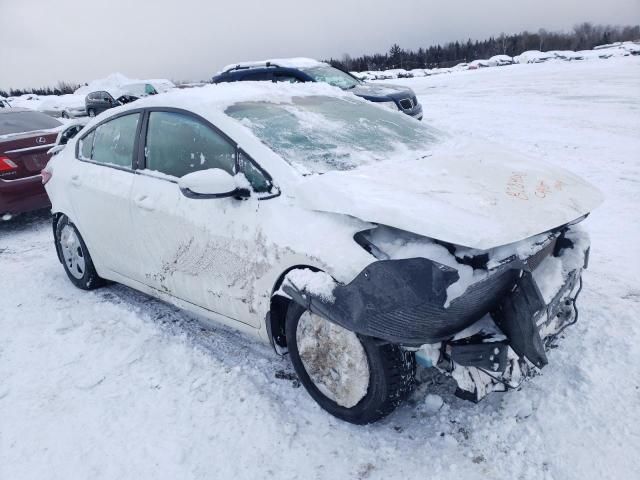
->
[[284, 223, 591, 403]]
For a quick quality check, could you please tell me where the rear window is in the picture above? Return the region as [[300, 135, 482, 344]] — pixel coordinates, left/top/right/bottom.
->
[[87, 113, 140, 168], [0, 111, 62, 136]]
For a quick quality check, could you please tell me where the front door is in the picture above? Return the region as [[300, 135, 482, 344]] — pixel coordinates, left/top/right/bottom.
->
[[129, 110, 264, 327]]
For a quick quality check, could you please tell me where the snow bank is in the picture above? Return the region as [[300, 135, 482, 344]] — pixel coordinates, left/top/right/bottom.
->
[[351, 42, 639, 78], [74, 73, 175, 96], [514, 50, 555, 64]]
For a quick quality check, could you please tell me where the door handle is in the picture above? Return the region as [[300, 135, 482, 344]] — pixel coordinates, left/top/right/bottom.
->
[[134, 194, 155, 211], [70, 174, 81, 186]]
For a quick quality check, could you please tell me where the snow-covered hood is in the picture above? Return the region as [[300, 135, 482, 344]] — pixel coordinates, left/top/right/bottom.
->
[[297, 142, 603, 250]]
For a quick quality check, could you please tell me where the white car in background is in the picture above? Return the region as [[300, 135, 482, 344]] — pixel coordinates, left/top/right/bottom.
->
[[38, 94, 87, 118], [44, 83, 602, 423]]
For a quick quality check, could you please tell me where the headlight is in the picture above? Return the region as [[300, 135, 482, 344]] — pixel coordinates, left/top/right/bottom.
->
[[377, 100, 399, 111]]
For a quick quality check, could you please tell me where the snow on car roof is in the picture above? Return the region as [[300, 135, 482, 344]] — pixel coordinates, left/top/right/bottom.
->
[[131, 80, 355, 112], [220, 57, 325, 73]]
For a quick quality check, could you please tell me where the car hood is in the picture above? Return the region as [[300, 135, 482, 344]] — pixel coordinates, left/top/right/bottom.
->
[[350, 82, 413, 101], [296, 142, 603, 250]]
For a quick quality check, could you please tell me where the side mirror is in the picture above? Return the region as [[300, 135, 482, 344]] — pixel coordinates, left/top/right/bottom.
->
[[178, 168, 250, 199]]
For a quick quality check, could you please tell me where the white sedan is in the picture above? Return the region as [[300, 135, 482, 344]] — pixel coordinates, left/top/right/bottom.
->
[[44, 82, 602, 423]]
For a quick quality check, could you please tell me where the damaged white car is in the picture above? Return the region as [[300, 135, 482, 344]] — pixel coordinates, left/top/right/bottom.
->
[[44, 82, 602, 424]]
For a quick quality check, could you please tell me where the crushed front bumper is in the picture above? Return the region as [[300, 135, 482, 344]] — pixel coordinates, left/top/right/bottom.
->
[[416, 232, 589, 401], [284, 226, 590, 402]]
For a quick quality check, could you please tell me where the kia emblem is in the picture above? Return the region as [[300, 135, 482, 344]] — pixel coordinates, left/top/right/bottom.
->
[[36, 136, 46, 144]]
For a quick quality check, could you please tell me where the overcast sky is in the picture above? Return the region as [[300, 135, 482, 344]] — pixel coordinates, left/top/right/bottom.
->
[[2, 0, 639, 89]]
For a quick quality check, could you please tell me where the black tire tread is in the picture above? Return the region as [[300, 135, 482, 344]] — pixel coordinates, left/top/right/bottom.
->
[[285, 302, 416, 424]]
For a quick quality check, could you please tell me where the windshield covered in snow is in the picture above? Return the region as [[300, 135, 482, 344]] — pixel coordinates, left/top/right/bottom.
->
[[300, 65, 360, 89], [225, 95, 439, 174]]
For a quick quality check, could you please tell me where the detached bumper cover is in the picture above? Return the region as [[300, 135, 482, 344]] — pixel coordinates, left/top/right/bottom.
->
[[284, 257, 522, 346], [285, 225, 589, 385]]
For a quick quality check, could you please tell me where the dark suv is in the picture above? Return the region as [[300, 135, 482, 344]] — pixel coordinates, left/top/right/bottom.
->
[[85, 83, 158, 117], [211, 59, 423, 120]]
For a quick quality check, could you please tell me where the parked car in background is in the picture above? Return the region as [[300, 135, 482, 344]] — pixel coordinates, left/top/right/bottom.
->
[[1, 109, 83, 217], [212, 58, 423, 120], [38, 95, 87, 119], [44, 82, 601, 423], [85, 83, 161, 117]]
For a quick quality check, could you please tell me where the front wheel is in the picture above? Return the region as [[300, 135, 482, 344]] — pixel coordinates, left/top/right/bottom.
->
[[55, 216, 105, 290], [286, 303, 415, 424]]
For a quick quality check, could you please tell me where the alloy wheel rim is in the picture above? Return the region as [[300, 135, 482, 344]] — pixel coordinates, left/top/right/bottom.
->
[[60, 225, 86, 279], [296, 311, 370, 408]]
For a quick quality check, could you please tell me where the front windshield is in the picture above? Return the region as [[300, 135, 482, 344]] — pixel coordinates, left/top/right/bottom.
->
[[225, 95, 440, 175], [301, 65, 360, 89]]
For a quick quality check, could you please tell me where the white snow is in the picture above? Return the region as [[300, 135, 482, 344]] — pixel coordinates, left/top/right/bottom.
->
[[284, 268, 337, 303], [73, 73, 175, 97], [220, 57, 324, 74], [351, 42, 640, 78], [2, 56, 640, 479]]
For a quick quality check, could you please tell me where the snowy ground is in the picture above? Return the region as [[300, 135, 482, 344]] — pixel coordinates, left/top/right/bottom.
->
[[2, 57, 639, 480]]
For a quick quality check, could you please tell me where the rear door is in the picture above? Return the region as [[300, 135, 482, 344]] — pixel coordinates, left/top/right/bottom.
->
[[68, 111, 141, 278]]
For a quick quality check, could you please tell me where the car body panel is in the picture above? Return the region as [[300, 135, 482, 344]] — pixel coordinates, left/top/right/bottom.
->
[[0, 110, 64, 214], [45, 101, 374, 338], [296, 142, 603, 250]]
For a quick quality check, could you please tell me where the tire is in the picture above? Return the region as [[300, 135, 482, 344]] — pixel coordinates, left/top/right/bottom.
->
[[286, 302, 415, 424], [61, 111, 69, 119], [55, 216, 105, 290], [88, 109, 95, 117]]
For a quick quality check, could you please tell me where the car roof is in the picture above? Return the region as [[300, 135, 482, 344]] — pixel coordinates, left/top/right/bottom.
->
[[219, 57, 325, 74], [79, 82, 359, 187]]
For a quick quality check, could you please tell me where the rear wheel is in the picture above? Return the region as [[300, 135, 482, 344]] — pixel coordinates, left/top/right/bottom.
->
[[55, 216, 104, 290], [286, 303, 415, 424], [61, 111, 69, 119]]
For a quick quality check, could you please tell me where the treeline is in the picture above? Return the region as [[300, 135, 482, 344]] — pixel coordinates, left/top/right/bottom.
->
[[0, 81, 80, 98], [329, 23, 640, 71]]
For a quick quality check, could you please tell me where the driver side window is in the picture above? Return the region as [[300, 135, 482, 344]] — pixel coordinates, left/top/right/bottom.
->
[[145, 111, 236, 178]]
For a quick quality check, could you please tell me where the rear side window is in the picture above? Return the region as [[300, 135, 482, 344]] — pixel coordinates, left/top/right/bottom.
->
[[240, 72, 272, 82], [87, 113, 139, 168], [274, 73, 302, 83], [79, 130, 95, 159], [145, 111, 235, 178]]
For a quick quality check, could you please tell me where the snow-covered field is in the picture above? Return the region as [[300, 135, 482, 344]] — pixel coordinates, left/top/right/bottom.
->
[[1, 57, 639, 480]]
